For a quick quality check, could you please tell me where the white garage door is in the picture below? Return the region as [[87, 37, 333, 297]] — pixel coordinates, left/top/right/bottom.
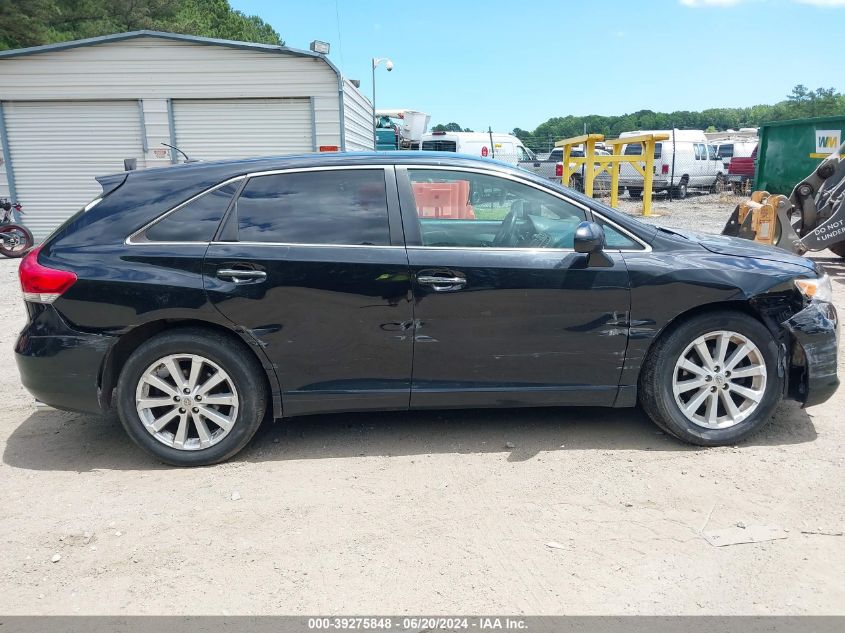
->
[[172, 98, 313, 161], [4, 101, 144, 239]]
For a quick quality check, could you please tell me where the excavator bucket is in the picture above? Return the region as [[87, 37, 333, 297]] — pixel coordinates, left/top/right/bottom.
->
[[722, 140, 845, 256], [721, 192, 794, 249]]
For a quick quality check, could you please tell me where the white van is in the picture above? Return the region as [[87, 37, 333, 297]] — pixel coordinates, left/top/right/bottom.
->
[[618, 129, 725, 199], [713, 138, 758, 172], [420, 131, 535, 166]]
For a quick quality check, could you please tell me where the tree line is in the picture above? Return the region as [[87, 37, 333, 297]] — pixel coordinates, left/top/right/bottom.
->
[[431, 85, 843, 149], [0, 0, 283, 50], [512, 85, 844, 149]]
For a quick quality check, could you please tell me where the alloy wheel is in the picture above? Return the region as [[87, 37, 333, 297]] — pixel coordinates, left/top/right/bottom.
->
[[135, 353, 239, 450], [672, 330, 767, 429]]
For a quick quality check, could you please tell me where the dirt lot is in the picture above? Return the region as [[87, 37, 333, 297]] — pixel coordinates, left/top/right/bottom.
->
[[1, 195, 843, 615]]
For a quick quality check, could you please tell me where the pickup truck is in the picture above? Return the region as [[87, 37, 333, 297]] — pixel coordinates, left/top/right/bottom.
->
[[728, 146, 757, 194], [518, 147, 613, 193]]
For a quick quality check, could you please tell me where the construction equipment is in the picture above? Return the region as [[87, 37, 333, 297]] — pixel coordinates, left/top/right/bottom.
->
[[722, 140, 845, 257]]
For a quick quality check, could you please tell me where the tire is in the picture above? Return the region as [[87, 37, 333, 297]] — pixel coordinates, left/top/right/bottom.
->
[[628, 188, 642, 199], [0, 224, 34, 258], [711, 173, 724, 194], [639, 311, 782, 446], [829, 241, 845, 258], [116, 327, 267, 466], [568, 174, 583, 192], [673, 181, 688, 199]]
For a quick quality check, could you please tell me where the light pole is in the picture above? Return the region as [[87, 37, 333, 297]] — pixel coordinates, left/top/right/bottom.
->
[[372, 57, 393, 148]]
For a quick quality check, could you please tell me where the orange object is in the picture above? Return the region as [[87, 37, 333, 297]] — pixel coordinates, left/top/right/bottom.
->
[[411, 181, 475, 219]]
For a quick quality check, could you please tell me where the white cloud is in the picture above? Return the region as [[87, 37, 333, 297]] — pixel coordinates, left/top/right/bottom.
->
[[680, 0, 745, 6], [794, 0, 845, 6]]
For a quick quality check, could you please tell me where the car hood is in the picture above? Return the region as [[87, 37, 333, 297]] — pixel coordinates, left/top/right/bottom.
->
[[665, 228, 816, 271]]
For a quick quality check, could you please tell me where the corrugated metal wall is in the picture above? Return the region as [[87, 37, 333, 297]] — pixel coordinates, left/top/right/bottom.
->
[[172, 98, 314, 160], [343, 79, 375, 151], [0, 36, 366, 236], [3, 101, 144, 239]]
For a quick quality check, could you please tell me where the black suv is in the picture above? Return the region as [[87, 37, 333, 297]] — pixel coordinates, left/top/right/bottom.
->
[[15, 152, 839, 465]]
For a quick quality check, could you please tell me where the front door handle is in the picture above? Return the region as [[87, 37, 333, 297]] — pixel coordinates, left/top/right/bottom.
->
[[417, 275, 467, 292], [217, 268, 267, 283]]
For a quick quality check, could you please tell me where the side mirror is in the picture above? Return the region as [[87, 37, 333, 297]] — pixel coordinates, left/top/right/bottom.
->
[[574, 221, 605, 254], [574, 221, 612, 267]]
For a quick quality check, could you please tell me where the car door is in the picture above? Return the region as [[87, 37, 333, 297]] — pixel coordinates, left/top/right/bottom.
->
[[397, 165, 634, 409], [203, 165, 414, 416]]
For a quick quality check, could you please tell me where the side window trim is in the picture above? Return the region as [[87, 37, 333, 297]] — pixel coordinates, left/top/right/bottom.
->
[[213, 176, 248, 242]]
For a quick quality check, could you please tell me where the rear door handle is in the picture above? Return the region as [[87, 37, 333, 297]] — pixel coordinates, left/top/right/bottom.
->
[[217, 268, 267, 283], [417, 275, 467, 292]]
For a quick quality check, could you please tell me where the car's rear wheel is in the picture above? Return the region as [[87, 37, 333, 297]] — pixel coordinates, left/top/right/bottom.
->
[[673, 181, 688, 199], [116, 328, 267, 466], [628, 188, 642, 199], [639, 311, 781, 446]]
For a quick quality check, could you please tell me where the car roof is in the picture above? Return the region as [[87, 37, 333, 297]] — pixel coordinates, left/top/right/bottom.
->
[[114, 151, 528, 185]]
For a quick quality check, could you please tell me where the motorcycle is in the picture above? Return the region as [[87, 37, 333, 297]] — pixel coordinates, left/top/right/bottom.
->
[[0, 198, 34, 258]]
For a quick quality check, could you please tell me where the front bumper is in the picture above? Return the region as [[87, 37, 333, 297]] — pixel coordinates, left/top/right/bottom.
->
[[14, 304, 114, 414], [618, 178, 671, 189], [783, 301, 839, 407]]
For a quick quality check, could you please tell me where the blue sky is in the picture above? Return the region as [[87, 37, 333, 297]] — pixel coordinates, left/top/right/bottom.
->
[[230, 0, 845, 133]]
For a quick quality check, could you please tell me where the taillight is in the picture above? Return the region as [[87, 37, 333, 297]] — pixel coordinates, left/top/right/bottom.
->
[[661, 164, 669, 174], [19, 246, 77, 304], [555, 163, 563, 177]]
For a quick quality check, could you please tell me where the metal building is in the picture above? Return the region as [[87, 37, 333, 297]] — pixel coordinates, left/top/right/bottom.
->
[[0, 31, 374, 238]]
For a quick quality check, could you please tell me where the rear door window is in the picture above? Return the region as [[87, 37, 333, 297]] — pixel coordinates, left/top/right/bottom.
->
[[235, 169, 390, 245], [144, 181, 239, 242]]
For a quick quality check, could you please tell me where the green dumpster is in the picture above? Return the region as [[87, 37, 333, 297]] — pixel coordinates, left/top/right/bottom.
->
[[754, 114, 845, 194]]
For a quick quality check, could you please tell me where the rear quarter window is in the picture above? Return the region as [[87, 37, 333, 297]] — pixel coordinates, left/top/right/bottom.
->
[[143, 181, 240, 242]]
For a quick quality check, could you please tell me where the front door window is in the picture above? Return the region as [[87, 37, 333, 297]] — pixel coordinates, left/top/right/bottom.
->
[[407, 169, 587, 249]]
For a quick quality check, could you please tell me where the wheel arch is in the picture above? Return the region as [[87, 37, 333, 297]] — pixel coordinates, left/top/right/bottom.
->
[[99, 319, 281, 419], [646, 300, 777, 359]]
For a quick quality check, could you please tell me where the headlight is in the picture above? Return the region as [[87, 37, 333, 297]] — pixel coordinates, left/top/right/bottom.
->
[[795, 273, 833, 303]]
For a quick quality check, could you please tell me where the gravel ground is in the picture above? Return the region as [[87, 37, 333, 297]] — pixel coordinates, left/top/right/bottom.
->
[[615, 191, 746, 231], [0, 206, 843, 615]]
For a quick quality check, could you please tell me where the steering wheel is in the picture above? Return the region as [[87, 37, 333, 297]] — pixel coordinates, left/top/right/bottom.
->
[[493, 200, 527, 247]]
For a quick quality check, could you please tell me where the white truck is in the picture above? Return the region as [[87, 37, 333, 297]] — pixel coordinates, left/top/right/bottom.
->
[[518, 146, 617, 194], [419, 131, 535, 166]]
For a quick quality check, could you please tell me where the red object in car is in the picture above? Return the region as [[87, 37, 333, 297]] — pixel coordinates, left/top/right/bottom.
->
[[481, 146, 488, 157], [555, 163, 563, 177], [662, 164, 669, 174], [19, 245, 77, 304]]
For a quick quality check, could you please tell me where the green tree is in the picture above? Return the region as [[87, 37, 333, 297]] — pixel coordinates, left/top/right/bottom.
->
[[432, 122, 473, 132], [519, 85, 844, 144], [0, 0, 283, 50]]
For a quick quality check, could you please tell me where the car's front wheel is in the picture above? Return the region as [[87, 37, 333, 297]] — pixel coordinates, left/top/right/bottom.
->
[[639, 311, 781, 446], [116, 328, 267, 466]]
